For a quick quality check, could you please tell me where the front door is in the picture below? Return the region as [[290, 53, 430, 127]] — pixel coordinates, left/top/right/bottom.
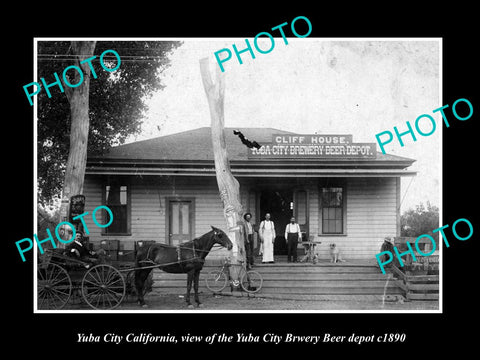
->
[[259, 189, 293, 255], [168, 200, 193, 246]]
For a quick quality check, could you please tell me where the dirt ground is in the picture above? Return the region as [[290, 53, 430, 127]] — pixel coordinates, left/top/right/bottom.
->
[[65, 291, 439, 311]]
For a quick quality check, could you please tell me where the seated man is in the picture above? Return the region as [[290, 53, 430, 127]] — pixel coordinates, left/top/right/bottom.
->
[[66, 231, 99, 267]]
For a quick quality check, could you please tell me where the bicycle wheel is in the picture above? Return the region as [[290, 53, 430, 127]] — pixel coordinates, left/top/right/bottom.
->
[[240, 270, 263, 293], [205, 270, 228, 293]]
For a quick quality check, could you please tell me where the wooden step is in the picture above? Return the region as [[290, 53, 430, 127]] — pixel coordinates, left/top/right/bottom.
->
[[145, 262, 404, 299], [245, 287, 403, 295], [150, 264, 389, 278], [253, 260, 378, 266], [152, 279, 398, 288], [150, 284, 402, 295], [254, 267, 383, 274], [148, 286, 402, 296], [153, 271, 387, 280], [152, 269, 389, 280]]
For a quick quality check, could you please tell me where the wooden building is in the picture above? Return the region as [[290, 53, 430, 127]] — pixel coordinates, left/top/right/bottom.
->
[[83, 127, 416, 262]]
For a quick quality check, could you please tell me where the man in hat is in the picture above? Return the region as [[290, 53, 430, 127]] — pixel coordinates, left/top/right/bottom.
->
[[242, 212, 256, 269], [379, 236, 397, 268]]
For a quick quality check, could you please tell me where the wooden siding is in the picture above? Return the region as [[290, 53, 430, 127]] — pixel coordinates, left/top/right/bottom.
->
[[83, 175, 398, 261], [312, 177, 397, 260], [83, 176, 244, 260]]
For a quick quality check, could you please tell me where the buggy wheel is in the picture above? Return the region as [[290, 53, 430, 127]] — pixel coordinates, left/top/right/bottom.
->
[[240, 270, 263, 293], [81, 264, 126, 310], [37, 263, 72, 310], [205, 270, 228, 293]]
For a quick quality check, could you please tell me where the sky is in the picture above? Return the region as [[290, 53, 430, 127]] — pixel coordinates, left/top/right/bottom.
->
[[126, 38, 441, 214]]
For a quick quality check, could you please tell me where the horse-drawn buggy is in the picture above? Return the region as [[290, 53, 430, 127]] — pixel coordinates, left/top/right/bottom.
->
[[37, 226, 236, 310], [37, 247, 134, 310]]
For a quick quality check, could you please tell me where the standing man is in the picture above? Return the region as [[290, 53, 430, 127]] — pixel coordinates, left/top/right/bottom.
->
[[242, 212, 256, 269], [259, 213, 276, 263], [285, 217, 302, 263]]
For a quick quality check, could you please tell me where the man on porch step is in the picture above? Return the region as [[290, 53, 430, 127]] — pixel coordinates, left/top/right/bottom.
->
[[242, 212, 256, 269], [259, 213, 276, 263], [285, 217, 302, 262]]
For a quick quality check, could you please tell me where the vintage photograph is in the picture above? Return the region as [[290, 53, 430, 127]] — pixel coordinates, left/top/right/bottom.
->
[[34, 38, 441, 313]]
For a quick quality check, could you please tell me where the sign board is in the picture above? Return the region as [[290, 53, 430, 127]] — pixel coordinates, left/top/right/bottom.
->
[[413, 254, 439, 265], [69, 194, 86, 223], [248, 134, 377, 159], [59, 198, 69, 218]]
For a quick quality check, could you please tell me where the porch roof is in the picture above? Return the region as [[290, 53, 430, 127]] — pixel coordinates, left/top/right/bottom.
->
[[86, 127, 416, 177]]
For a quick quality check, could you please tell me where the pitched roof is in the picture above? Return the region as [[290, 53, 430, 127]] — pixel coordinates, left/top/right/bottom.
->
[[89, 127, 294, 161], [88, 127, 415, 165]]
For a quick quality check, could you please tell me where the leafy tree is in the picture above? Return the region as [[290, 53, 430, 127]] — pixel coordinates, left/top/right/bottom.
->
[[401, 201, 439, 241], [37, 203, 59, 245], [37, 40, 182, 205]]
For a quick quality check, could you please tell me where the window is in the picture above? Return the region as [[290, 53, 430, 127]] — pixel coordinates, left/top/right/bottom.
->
[[104, 184, 129, 234], [321, 187, 344, 234]]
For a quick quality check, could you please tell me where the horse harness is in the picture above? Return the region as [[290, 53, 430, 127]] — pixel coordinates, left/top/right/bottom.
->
[[139, 232, 221, 269], [176, 239, 204, 270]]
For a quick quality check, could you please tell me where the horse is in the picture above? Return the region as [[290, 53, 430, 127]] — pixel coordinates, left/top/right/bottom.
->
[[134, 226, 233, 308]]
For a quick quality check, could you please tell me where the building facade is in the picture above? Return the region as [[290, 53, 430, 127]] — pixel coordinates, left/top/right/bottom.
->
[[82, 127, 416, 262]]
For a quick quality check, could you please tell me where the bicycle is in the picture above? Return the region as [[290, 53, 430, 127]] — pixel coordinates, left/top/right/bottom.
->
[[205, 258, 263, 294]]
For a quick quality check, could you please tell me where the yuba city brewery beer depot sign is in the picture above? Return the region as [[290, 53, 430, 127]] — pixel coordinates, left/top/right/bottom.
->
[[248, 134, 377, 159]]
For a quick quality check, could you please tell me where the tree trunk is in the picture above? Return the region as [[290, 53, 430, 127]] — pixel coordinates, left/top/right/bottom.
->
[[58, 41, 96, 241], [199, 58, 245, 286]]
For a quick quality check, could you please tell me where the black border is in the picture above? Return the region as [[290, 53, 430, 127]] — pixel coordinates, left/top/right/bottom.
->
[[7, 5, 479, 354]]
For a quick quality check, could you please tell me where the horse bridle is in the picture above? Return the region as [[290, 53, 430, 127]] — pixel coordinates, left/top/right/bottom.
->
[[210, 230, 233, 252], [176, 230, 228, 264]]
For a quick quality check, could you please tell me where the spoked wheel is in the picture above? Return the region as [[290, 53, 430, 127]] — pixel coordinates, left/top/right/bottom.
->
[[81, 264, 126, 310], [240, 270, 263, 293], [205, 270, 228, 293], [37, 263, 72, 310]]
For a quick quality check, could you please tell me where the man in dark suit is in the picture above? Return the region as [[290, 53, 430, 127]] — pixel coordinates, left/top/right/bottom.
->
[[66, 231, 99, 266], [242, 212, 256, 269], [285, 217, 302, 262]]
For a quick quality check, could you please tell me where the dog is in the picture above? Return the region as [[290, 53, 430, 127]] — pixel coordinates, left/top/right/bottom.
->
[[329, 243, 345, 263]]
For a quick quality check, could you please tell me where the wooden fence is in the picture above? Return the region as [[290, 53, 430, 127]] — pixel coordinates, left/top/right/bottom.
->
[[391, 237, 439, 301]]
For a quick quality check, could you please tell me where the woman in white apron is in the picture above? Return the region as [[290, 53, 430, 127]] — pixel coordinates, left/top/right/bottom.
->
[[259, 213, 276, 263]]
